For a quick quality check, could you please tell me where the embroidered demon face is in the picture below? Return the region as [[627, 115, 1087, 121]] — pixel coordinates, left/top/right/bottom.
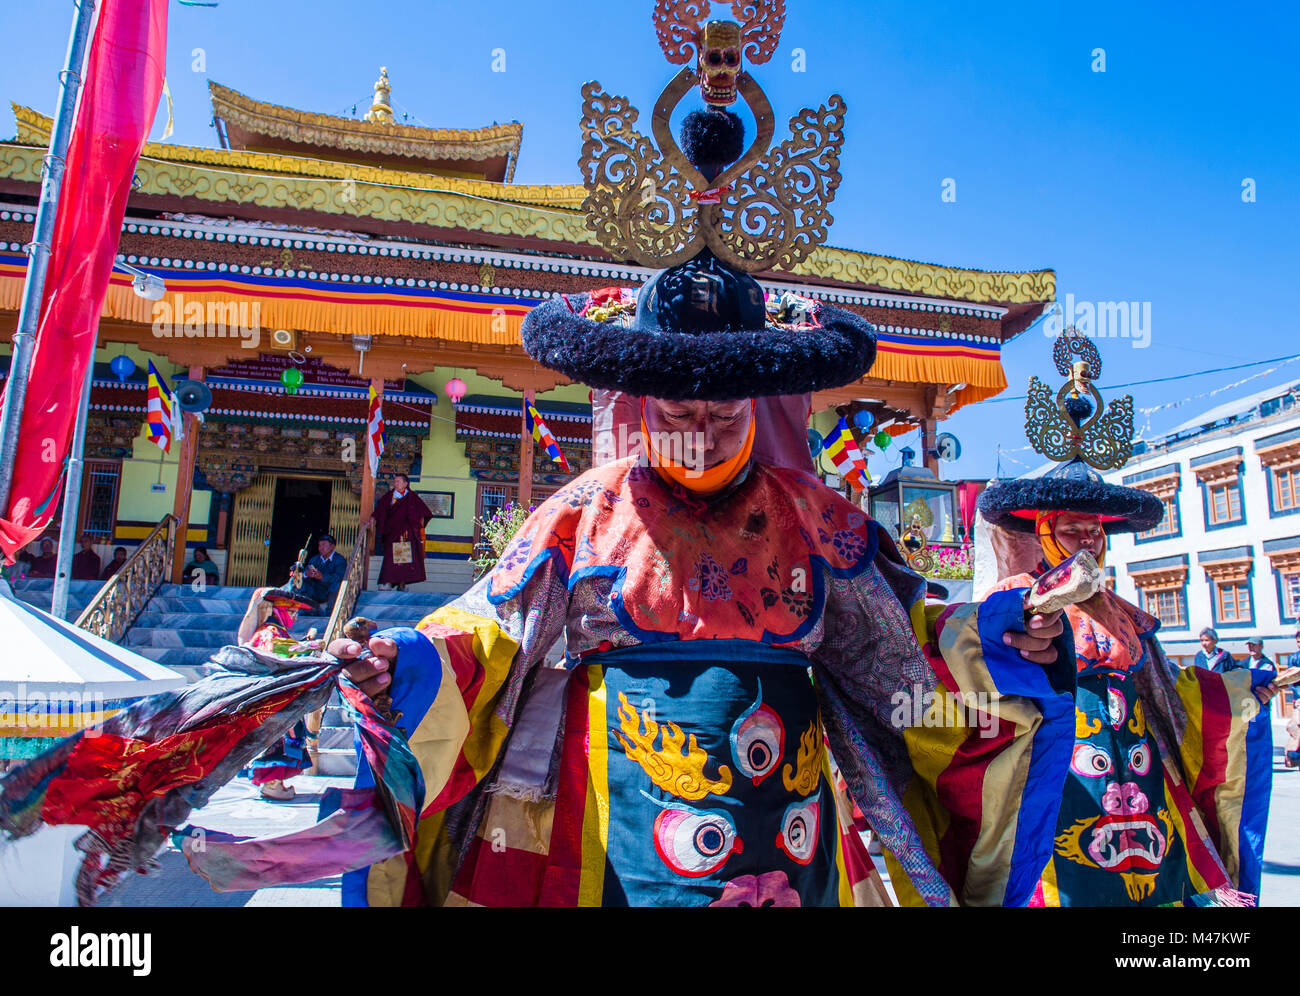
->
[[606, 667, 834, 907], [1054, 678, 1175, 903]]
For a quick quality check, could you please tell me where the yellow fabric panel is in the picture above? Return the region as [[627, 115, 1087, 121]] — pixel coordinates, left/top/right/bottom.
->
[[421, 604, 519, 782], [578, 666, 609, 907], [405, 654, 471, 804], [1174, 667, 1256, 886]]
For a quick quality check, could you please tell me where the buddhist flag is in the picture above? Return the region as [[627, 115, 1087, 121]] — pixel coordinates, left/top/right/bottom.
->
[[146, 361, 175, 453], [823, 417, 869, 492], [367, 384, 386, 477], [525, 400, 571, 472]]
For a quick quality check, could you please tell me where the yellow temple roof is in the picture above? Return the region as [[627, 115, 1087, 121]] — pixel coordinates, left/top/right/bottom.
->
[[2, 104, 1054, 308], [208, 81, 523, 180]]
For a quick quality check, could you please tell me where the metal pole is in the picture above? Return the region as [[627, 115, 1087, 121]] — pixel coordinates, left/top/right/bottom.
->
[[0, 0, 97, 513], [51, 350, 96, 619]]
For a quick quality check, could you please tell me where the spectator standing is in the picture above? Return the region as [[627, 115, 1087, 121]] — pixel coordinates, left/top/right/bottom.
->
[[365, 474, 432, 591], [1193, 627, 1238, 672]]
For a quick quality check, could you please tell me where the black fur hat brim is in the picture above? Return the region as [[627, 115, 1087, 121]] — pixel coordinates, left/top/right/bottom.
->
[[979, 459, 1164, 534], [521, 291, 876, 401]]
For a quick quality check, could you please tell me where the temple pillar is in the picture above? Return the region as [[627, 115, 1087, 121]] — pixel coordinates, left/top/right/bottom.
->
[[360, 377, 383, 588], [519, 388, 536, 511], [170, 364, 203, 583]]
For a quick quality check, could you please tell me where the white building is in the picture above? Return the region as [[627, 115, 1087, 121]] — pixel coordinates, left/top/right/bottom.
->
[[1103, 379, 1300, 669]]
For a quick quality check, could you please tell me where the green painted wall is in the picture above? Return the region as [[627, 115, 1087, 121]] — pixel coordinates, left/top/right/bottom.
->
[[404, 367, 591, 538]]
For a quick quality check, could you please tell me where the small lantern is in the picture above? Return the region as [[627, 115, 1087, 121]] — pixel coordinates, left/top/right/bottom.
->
[[445, 377, 468, 404], [867, 466, 960, 549], [109, 355, 136, 382], [281, 367, 304, 394]]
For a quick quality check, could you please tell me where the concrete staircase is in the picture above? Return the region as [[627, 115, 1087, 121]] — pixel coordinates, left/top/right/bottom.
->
[[8, 578, 463, 777]]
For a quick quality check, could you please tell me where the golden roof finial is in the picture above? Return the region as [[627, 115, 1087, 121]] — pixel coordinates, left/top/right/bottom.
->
[[364, 67, 393, 124]]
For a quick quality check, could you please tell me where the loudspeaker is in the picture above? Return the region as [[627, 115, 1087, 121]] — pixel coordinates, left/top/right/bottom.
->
[[174, 379, 213, 413]]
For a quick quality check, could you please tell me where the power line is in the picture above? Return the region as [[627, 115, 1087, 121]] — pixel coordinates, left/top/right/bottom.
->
[[975, 352, 1300, 404]]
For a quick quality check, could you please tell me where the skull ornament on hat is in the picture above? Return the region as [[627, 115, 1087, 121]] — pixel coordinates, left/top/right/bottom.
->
[[521, 0, 878, 403]]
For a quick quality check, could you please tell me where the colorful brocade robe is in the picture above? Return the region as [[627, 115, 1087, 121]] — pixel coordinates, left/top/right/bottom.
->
[[340, 457, 1129, 908], [907, 574, 1273, 907]]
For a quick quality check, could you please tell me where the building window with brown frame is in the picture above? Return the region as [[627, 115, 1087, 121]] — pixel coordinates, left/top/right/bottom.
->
[[1274, 465, 1300, 512], [1125, 465, 1181, 543], [1256, 431, 1300, 518], [1214, 579, 1252, 623], [1141, 587, 1187, 628], [1198, 549, 1254, 629], [1128, 555, 1189, 632], [1191, 448, 1245, 532], [1264, 541, 1300, 623]]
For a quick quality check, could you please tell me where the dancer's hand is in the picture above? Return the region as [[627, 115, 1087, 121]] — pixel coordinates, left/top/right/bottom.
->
[[1002, 610, 1065, 665], [328, 636, 398, 699]]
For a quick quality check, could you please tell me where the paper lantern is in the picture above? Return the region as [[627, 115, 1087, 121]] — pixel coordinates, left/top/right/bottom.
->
[[873, 430, 890, 449], [109, 355, 136, 383], [445, 377, 468, 403], [281, 367, 304, 394], [852, 409, 874, 431]]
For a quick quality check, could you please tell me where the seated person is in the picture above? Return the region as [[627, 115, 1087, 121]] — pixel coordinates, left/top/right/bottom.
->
[[99, 546, 128, 581], [303, 533, 346, 607], [27, 538, 57, 578], [184, 546, 221, 585], [71, 534, 101, 581]]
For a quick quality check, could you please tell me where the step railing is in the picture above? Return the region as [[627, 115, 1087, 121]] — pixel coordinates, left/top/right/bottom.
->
[[323, 520, 374, 650], [76, 514, 178, 644]]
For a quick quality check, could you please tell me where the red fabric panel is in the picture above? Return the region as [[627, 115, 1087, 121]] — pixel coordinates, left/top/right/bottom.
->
[[0, 0, 169, 559]]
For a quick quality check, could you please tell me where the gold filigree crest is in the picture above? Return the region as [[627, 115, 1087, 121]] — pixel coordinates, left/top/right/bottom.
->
[[1025, 328, 1135, 471], [579, 0, 845, 272]]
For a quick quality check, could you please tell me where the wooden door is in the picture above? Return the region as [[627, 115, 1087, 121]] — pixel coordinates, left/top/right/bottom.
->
[[227, 473, 276, 587]]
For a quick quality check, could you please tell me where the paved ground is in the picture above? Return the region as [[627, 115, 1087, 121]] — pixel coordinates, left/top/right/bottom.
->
[[1261, 719, 1300, 907], [96, 723, 1300, 907], [105, 774, 351, 908]]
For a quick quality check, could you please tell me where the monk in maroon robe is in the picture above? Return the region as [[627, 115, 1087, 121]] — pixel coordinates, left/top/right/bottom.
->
[[366, 474, 432, 589]]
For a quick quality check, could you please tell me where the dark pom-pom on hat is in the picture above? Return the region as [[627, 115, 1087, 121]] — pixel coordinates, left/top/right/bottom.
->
[[680, 109, 745, 179]]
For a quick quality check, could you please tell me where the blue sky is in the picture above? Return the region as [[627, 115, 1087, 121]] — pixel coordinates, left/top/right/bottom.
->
[[1, 0, 1296, 480]]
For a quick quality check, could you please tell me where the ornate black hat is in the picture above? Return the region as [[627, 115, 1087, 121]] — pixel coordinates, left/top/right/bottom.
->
[[519, 0, 877, 401], [978, 331, 1163, 534], [261, 584, 318, 614]]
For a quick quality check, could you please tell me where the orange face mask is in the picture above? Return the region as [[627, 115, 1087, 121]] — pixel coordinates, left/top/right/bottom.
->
[[1035, 510, 1107, 568], [641, 399, 757, 495]]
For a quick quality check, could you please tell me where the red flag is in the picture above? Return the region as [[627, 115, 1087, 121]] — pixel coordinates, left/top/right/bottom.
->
[[0, 0, 169, 561]]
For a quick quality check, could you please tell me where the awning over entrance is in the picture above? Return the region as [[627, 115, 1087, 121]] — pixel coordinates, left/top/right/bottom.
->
[[1, 254, 1010, 410]]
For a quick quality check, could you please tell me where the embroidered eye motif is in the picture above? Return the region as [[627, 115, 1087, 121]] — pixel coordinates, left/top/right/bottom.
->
[[776, 796, 820, 865], [1128, 741, 1151, 776], [730, 679, 785, 786], [650, 799, 743, 878], [1071, 743, 1114, 778], [1106, 688, 1127, 729]]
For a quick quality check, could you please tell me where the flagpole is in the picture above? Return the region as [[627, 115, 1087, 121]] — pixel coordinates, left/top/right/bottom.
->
[[51, 349, 97, 619], [0, 0, 98, 514]]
